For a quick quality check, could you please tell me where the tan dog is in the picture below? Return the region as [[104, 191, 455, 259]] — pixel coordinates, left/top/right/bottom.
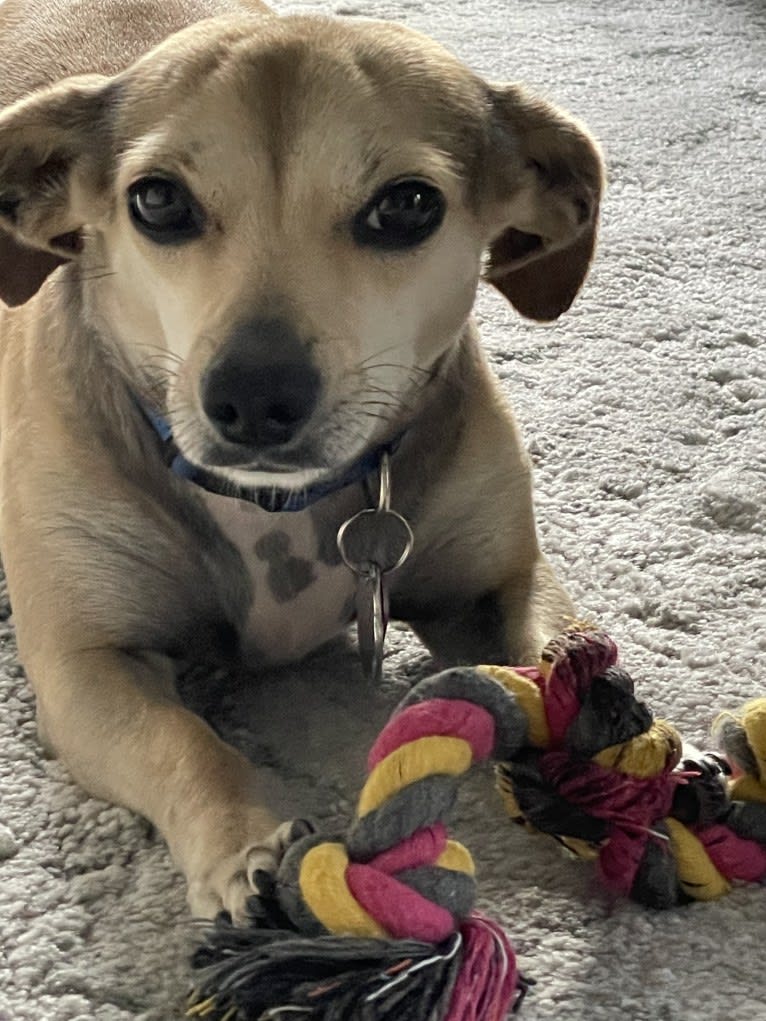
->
[[0, 0, 603, 920]]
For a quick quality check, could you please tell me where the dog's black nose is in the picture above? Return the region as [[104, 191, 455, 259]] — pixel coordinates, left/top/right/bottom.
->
[[203, 361, 319, 447], [201, 319, 321, 448]]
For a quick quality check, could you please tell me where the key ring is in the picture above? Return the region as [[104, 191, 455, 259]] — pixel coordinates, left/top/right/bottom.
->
[[378, 451, 392, 512], [336, 449, 414, 681], [336, 454, 413, 575]]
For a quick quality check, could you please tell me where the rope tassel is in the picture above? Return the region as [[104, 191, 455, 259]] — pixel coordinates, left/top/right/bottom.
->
[[189, 629, 766, 1018]]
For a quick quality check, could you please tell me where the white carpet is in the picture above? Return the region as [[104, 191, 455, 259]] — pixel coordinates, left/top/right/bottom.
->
[[1, 1, 764, 1018]]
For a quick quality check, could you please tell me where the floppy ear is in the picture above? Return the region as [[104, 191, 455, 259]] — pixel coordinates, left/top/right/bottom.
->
[[0, 230, 67, 307], [483, 85, 605, 322], [0, 75, 112, 307]]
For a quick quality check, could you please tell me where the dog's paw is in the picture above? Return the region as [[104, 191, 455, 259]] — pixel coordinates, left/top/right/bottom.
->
[[187, 818, 314, 924]]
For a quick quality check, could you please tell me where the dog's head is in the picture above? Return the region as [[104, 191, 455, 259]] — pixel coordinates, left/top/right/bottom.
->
[[0, 15, 604, 488]]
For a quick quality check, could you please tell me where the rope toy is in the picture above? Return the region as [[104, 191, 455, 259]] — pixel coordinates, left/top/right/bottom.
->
[[187, 628, 766, 1019]]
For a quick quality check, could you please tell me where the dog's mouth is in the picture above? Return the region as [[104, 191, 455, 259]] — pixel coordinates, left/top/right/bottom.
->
[[194, 434, 326, 474], [167, 408, 390, 497], [174, 438, 401, 512], [193, 449, 339, 493]]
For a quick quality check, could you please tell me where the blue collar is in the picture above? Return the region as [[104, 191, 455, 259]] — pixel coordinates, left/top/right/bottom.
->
[[139, 402, 400, 513]]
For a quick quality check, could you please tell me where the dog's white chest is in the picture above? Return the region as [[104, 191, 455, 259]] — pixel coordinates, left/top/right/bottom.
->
[[200, 492, 356, 663]]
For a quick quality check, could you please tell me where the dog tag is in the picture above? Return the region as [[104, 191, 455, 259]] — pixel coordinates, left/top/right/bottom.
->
[[337, 453, 414, 682], [354, 563, 386, 683], [337, 508, 413, 576]]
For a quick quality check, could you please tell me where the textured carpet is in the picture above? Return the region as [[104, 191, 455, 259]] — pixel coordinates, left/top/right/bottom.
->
[[1, 0, 764, 1019]]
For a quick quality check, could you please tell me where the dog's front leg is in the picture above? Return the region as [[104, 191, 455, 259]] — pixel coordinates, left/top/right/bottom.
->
[[30, 645, 300, 921], [411, 554, 573, 669], [494, 554, 575, 665]]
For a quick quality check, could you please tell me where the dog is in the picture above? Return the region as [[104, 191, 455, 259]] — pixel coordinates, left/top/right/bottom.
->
[[0, 0, 604, 921]]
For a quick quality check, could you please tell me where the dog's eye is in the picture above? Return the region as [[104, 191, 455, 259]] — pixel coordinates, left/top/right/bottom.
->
[[128, 177, 204, 244], [354, 179, 445, 250]]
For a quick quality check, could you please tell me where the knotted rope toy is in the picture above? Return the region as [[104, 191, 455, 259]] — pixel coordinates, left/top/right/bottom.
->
[[187, 628, 766, 1020]]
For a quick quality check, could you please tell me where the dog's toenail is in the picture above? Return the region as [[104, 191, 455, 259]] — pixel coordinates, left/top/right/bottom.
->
[[252, 868, 276, 896], [290, 818, 316, 841]]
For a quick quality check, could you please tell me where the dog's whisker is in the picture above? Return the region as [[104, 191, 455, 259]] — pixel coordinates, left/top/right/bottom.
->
[[356, 381, 406, 398], [335, 400, 394, 421], [47, 269, 117, 285], [138, 361, 180, 379], [359, 411, 393, 423], [141, 368, 180, 388], [162, 403, 196, 420], [356, 344, 406, 369], [363, 361, 432, 377], [133, 343, 185, 365]]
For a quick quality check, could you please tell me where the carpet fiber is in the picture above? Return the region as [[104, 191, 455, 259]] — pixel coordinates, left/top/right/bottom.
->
[[1, 1, 764, 1018]]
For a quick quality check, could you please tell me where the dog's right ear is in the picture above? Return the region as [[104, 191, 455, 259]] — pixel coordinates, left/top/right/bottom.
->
[[481, 85, 605, 322], [0, 231, 68, 308], [0, 75, 112, 307]]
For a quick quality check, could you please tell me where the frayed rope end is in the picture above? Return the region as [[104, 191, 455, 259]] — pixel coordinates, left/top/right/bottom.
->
[[187, 908, 528, 1021]]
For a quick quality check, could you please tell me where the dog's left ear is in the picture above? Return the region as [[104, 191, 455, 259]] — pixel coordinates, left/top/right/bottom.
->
[[482, 85, 605, 322], [0, 74, 112, 307]]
